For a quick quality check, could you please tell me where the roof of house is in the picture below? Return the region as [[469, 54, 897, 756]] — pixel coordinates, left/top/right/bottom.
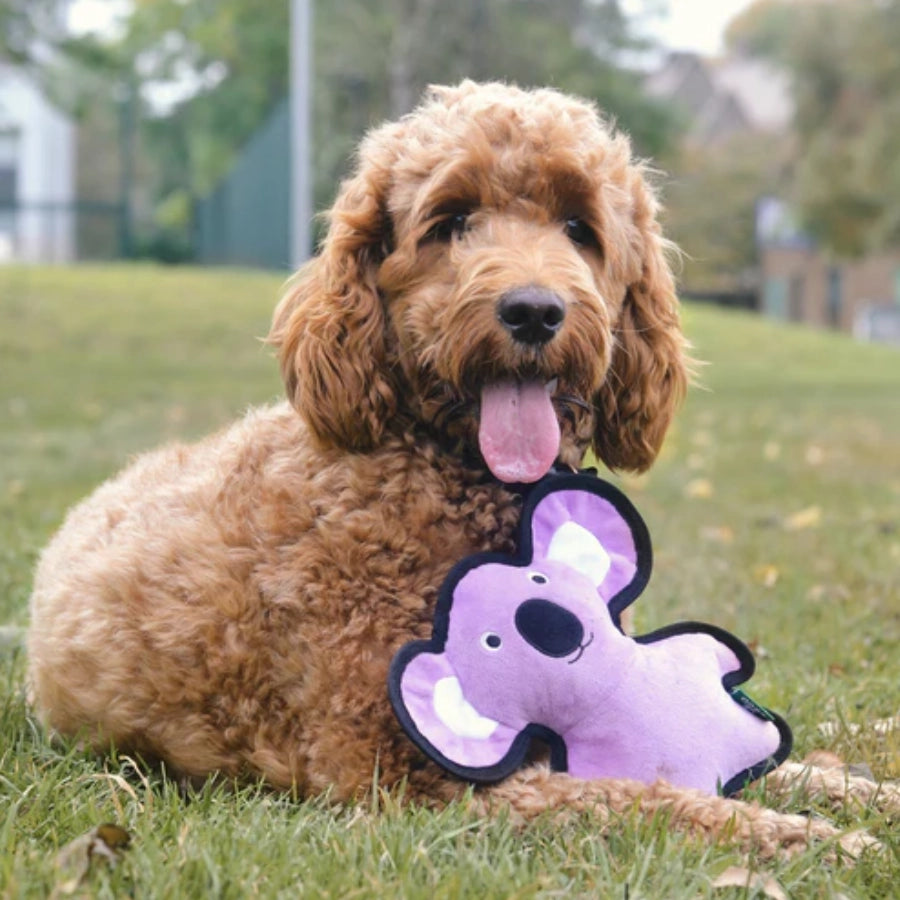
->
[[645, 51, 793, 143]]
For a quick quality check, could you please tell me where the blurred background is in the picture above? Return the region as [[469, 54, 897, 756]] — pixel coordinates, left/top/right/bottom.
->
[[2, 0, 900, 343]]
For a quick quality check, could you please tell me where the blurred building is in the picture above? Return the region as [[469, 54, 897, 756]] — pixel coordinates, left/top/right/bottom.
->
[[645, 51, 792, 145], [0, 61, 76, 263], [757, 197, 900, 343], [649, 52, 900, 343]]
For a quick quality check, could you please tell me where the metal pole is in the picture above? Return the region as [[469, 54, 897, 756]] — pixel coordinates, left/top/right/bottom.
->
[[290, 0, 313, 268], [117, 77, 136, 259]]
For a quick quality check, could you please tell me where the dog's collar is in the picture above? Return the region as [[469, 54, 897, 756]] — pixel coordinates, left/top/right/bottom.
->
[[491, 463, 596, 497]]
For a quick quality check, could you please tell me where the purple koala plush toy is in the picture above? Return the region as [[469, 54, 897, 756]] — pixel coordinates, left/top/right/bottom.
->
[[389, 474, 791, 796]]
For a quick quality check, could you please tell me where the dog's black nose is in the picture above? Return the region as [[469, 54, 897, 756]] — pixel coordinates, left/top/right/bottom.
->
[[497, 287, 566, 345], [515, 598, 584, 658]]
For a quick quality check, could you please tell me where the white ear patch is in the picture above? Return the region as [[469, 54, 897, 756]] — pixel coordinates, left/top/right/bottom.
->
[[546, 520, 611, 587], [433, 676, 499, 739]]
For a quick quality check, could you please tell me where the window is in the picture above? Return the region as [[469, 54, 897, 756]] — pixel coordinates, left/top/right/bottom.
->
[[762, 276, 787, 320], [827, 266, 843, 328], [0, 127, 20, 259]]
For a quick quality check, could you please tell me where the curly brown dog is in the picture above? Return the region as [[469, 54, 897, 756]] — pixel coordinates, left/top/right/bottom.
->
[[27, 82, 888, 857]]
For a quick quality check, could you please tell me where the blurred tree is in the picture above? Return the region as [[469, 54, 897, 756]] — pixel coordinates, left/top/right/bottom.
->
[[0, 0, 66, 64], [790, 0, 900, 255], [311, 0, 679, 213], [125, 0, 291, 196], [726, 0, 900, 257], [23, 0, 677, 259], [723, 0, 800, 62], [662, 134, 792, 292]]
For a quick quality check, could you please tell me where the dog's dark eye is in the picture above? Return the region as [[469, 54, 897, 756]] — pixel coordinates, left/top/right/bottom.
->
[[564, 217, 600, 250], [423, 212, 470, 244]]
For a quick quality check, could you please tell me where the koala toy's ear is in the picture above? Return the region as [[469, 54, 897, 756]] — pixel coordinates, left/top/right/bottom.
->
[[545, 521, 612, 587], [388, 645, 523, 782], [524, 475, 653, 625]]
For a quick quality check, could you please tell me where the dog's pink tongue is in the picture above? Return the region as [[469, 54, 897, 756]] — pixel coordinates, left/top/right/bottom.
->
[[479, 380, 560, 484]]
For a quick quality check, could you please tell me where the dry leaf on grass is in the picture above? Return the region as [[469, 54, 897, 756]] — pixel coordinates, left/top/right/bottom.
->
[[52, 824, 130, 897], [783, 505, 822, 531], [818, 714, 900, 739], [700, 525, 735, 544], [684, 478, 714, 499], [805, 445, 825, 465], [743, 637, 769, 659], [711, 866, 787, 900], [753, 565, 780, 588]]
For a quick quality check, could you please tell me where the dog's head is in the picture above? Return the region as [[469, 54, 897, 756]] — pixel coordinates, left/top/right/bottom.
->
[[269, 81, 688, 480]]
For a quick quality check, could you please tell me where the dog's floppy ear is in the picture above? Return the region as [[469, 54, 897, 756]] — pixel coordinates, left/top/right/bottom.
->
[[593, 172, 689, 472], [268, 145, 399, 451]]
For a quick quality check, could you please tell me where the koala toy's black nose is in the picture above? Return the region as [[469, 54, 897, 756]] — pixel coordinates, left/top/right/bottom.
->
[[497, 287, 566, 346], [515, 598, 584, 658]]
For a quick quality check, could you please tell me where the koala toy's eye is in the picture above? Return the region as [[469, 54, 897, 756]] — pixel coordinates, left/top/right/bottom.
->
[[480, 632, 502, 651], [528, 572, 548, 585]]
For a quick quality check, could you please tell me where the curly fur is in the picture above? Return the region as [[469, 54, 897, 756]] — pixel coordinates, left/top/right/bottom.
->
[[26, 82, 885, 857]]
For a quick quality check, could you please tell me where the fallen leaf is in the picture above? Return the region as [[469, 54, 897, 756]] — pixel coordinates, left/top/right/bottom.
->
[[700, 525, 734, 544], [762, 441, 781, 461], [744, 638, 769, 659], [753, 565, 779, 588], [818, 715, 900, 739], [805, 445, 825, 465], [783, 505, 822, 531], [52, 824, 130, 897], [712, 866, 787, 900], [684, 478, 714, 499]]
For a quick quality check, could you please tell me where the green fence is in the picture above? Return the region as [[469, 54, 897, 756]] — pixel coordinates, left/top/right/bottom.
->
[[194, 98, 291, 270]]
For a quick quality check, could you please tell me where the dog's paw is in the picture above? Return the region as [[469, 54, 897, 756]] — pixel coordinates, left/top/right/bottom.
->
[[835, 828, 882, 859], [767, 757, 900, 816]]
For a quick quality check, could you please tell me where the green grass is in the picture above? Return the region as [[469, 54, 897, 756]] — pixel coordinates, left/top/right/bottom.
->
[[1, 264, 898, 898]]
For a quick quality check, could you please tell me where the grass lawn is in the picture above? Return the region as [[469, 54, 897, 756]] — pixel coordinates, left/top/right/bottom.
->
[[1, 264, 898, 898]]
